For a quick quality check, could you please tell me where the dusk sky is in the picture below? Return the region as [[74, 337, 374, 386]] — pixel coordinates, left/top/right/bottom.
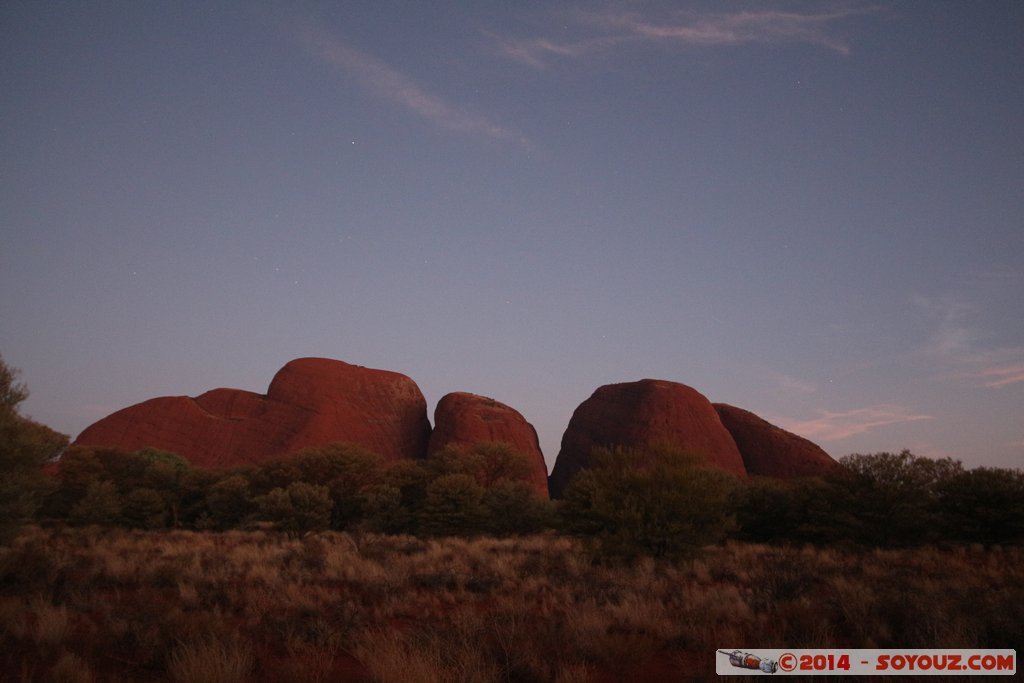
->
[[2, 1, 1022, 471]]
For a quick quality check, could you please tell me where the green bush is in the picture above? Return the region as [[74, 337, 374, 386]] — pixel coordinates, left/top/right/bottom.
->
[[256, 481, 332, 538], [123, 487, 168, 529], [137, 449, 191, 527], [560, 445, 739, 561], [935, 467, 1024, 546], [734, 476, 849, 545], [421, 473, 485, 536], [428, 442, 535, 489], [734, 452, 1024, 548], [69, 480, 123, 526], [359, 483, 408, 534], [205, 474, 255, 530], [247, 444, 387, 530], [836, 450, 962, 546], [481, 479, 554, 536], [0, 355, 68, 543]]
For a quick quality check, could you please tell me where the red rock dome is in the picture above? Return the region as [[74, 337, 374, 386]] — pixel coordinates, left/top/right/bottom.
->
[[428, 392, 548, 497], [548, 379, 746, 498], [72, 357, 431, 468]]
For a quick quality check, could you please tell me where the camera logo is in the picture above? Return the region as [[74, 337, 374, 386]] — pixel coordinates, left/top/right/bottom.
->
[[719, 650, 778, 674]]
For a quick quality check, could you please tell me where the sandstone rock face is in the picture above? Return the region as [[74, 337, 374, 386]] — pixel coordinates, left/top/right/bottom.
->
[[428, 392, 548, 497], [713, 403, 840, 479], [548, 379, 746, 498], [72, 358, 431, 468]]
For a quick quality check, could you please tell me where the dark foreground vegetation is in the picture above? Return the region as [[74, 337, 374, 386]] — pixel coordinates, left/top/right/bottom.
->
[[3, 527, 1023, 683], [27, 441, 1024, 557], [3, 355, 1024, 680]]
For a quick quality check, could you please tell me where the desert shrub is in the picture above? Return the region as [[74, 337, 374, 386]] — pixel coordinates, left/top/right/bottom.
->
[[288, 443, 385, 485], [85, 449, 147, 490], [256, 482, 332, 538], [734, 477, 801, 542], [0, 355, 68, 544], [835, 450, 962, 546], [421, 474, 485, 537], [204, 474, 255, 530], [68, 480, 123, 526], [392, 443, 551, 538], [560, 446, 739, 561], [176, 467, 218, 527], [122, 487, 168, 529], [245, 444, 389, 531], [297, 445, 387, 529], [0, 538, 59, 591], [735, 476, 848, 545], [935, 466, 1024, 545], [41, 447, 112, 520], [360, 484, 409, 534], [736, 453, 1024, 548], [136, 449, 192, 526], [248, 458, 302, 493], [429, 443, 535, 488], [378, 460, 435, 534], [481, 479, 555, 536], [43, 446, 195, 529]]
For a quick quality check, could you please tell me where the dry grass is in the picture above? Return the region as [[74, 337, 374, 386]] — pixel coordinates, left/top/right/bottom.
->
[[46, 651, 94, 683], [167, 638, 253, 683], [0, 526, 1020, 681]]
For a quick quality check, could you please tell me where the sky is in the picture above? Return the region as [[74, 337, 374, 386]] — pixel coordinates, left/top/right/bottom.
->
[[2, 1, 1022, 472]]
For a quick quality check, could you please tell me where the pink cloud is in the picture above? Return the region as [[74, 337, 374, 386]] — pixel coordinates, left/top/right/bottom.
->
[[978, 365, 1024, 388], [625, 10, 859, 54], [492, 7, 872, 68], [779, 404, 933, 441]]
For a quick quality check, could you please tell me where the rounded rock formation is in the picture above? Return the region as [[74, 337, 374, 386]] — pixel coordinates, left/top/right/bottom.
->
[[713, 403, 841, 479], [72, 357, 431, 468], [428, 392, 548, 497], [547, 379, 746, 498]]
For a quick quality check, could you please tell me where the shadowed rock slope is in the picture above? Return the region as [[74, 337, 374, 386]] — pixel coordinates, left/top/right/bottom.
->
[[713, 403, 840, 479]]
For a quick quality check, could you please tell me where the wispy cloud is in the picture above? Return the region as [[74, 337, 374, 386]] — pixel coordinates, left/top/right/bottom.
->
[[603, 8, 864, 54], [779, 404, 933, 441], [488, 32, 623, 69], [769, 370, 818, 394], [492, 6, 874, 67], [913, 291, 1024, 389], [912, 294, 977, 356], [976, 365, 1024, 389], [292, 20, 525, 145]]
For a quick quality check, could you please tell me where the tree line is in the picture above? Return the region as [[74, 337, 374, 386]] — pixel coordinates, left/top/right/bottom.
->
[[37, 442, 555, 538], [20, 442, 1024, 560]]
